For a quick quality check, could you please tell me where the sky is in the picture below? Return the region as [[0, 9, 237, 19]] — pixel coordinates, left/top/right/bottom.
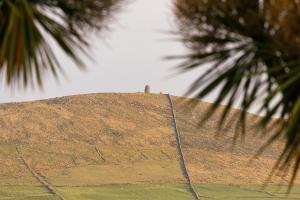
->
[[0, 0, 210, 103]]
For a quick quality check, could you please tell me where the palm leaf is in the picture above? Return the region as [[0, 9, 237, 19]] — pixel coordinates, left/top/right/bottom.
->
[[173, 0, 300, 185], [0, 0, 123, 86]]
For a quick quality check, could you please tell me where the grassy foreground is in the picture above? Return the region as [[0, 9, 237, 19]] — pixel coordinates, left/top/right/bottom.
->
[[195, 184, 300, 199], [1, 184, 300, 200]]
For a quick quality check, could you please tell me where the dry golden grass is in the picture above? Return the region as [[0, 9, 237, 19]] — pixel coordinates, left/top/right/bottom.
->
[[173, 96, 299, 184], [0, 92, 298, 187], [0, 93, 183, 186]]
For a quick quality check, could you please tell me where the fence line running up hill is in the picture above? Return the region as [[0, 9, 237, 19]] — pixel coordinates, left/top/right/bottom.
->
[[166, 94, 201, 200], [16, 146, 66, 200]]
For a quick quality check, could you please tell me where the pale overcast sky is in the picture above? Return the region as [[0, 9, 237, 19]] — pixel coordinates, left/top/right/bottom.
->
[[0, 0, 213, 104]]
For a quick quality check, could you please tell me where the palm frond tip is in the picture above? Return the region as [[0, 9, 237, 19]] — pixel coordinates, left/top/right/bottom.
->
[[0, 0, 122, 87], [174, 0, 300, 184]]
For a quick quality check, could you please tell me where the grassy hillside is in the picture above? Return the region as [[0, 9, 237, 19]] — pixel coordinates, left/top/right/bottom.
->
[[173, 97, 292, 184], [0, 93, 298, 199], [0, 93, 183, 186]]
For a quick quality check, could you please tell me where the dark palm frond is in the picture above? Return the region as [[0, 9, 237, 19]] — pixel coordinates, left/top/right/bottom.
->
[[0, 0, 123, 87], [173, 0, 300, 184]]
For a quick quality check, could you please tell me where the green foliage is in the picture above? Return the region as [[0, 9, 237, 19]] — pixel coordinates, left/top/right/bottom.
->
[[173, 0, 300, 184], [0, 0, 122, 86]]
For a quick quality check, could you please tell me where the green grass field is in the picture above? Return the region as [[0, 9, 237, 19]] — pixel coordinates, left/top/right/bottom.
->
[[1, 184, 300, 200], [0, 186, 60, 200], [195, 184, 300, 199]]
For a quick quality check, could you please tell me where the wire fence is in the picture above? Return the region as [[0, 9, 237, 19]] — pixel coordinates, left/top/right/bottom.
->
[[166, 94, 201, 200]]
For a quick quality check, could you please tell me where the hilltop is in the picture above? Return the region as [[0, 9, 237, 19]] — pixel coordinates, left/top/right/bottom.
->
[[0, 92, 298, 189]]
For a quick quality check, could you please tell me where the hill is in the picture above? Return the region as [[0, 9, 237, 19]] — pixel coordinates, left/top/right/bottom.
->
[[0, 93, 299, 199]]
